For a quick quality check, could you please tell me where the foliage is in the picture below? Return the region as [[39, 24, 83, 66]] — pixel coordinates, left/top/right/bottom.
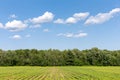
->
[[0, 47, 120, 66]]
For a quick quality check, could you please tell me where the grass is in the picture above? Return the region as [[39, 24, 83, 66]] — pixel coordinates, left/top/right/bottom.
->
[[0, 66, 120, 80]]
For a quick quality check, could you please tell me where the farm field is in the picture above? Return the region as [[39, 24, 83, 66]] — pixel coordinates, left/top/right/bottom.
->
[[0, 66, 120, 80]]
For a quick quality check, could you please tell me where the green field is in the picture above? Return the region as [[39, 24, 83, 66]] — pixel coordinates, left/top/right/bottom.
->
[[0, 66, 120, 80]]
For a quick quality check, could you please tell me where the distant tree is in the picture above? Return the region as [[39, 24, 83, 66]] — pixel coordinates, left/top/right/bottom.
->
[[0, 48, 120, 66]]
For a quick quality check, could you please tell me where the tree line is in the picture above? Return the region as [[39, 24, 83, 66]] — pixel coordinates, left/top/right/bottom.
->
[[0, 47, 120, 66]]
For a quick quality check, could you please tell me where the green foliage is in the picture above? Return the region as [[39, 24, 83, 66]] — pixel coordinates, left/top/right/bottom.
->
[[0, 48, 120, 66]]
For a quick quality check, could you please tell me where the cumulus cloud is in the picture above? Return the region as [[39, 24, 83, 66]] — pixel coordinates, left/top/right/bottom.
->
[[54, 19, 64, 24], [57, 33, 73, 38], [0, 11, 54, 31], [85, 8, 120, 25], [5, 20, 27, 32], [65, 17, 77, 24], [29, 24, 41, 28], [11, 35, 21, 40], [57, 32, 87, 38], [9, 14, 17, 18], [25, 34, 31, 38], [110, 8, 120, 15], [30, 11, 54, 24], [0, 23, 4, 28], [43, 29, 49, 32], [66, 12, 89, 24], [74, 32, 88, 38], [73, 12, 89, 20], [54, 12, 89, 24]]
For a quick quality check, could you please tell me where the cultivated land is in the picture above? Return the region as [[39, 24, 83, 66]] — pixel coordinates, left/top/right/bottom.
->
[[0, 66, 120, 80]]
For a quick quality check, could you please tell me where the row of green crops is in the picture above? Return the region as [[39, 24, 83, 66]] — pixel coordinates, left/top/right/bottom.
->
[[0, 66, 120, 80]]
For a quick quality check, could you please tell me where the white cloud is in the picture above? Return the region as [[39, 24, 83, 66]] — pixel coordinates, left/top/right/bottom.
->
[[10, 34, 31, 39], [74, 32, 87, 38], [110, 8, 120, 15], [24, 19, 30, 24], [73, 12, 89, 20], [30, 11, 54, 24], [57, 32, 87, 38], [0, 23, 3, 28], [57, 33, 73, 38], [5, 20, 27, 32], [11, 35, 21, 40], [29, 24, 41, 28], [54, 12, 89, 24], [54, 19, 64, 24], [65, 17, 77, 24], [9, 14, 17, 18], [85, 13, 111, 25], [25, 34, 31, 38], [43, 29, 49, 32], [85, 8, 120, 25]]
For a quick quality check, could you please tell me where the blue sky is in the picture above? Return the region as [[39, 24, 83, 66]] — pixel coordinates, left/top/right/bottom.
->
[[0, 0, 120, 50]]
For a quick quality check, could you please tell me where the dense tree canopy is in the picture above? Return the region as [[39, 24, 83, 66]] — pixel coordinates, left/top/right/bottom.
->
[[0, 48, 120, 66]]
